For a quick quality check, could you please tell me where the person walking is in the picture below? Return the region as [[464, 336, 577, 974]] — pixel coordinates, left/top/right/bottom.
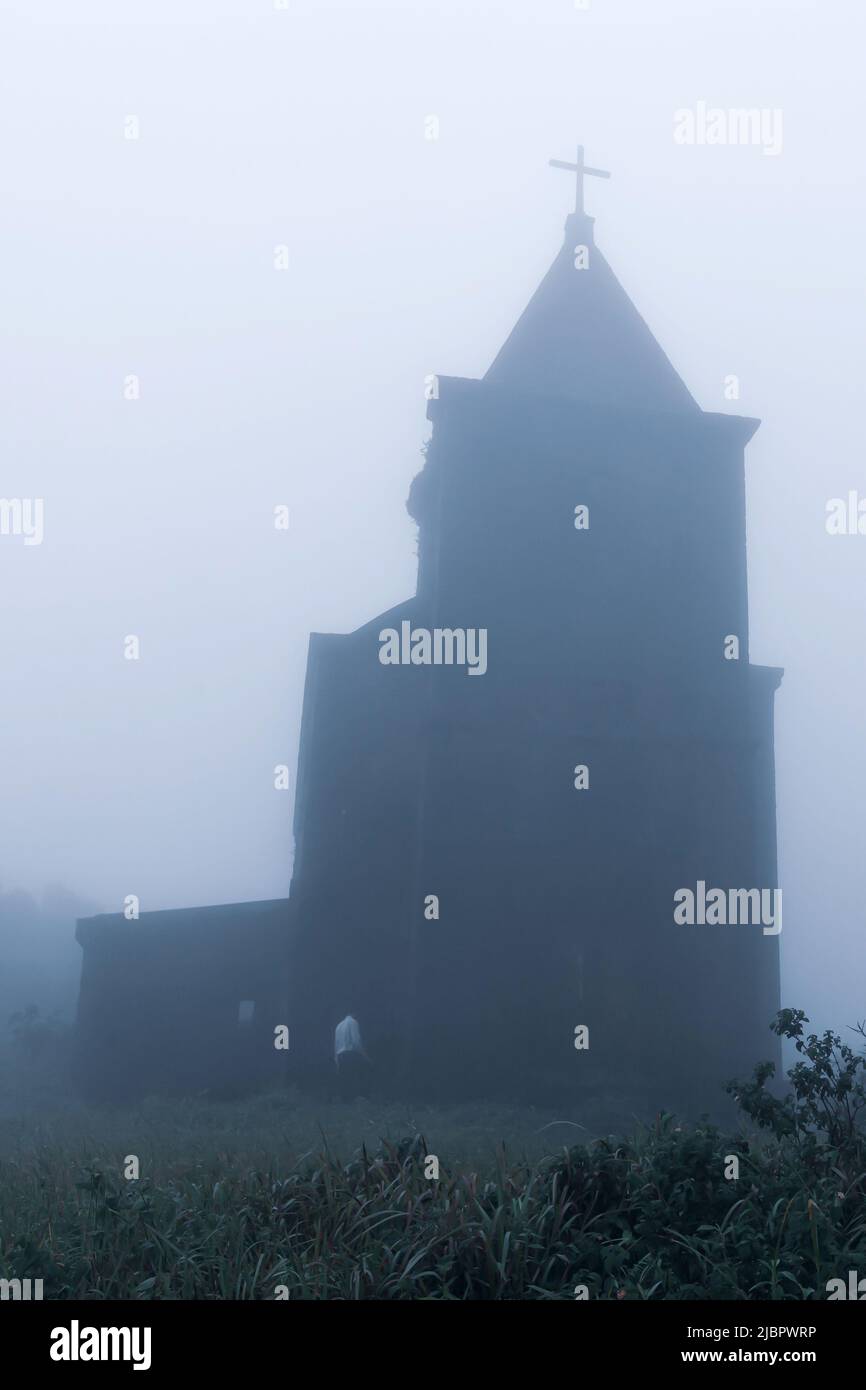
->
[[334, 1013, 371, 1099]]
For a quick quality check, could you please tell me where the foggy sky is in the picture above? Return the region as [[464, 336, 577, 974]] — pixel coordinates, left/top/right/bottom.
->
[[2, 0, 864, 1039]]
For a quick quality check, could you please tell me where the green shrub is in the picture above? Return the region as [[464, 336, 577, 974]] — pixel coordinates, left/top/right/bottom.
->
[[728, 1007, 866, 1154]]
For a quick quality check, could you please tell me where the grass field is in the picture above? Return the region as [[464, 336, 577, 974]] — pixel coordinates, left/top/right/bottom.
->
[[2, 1011, 864, 1300], [0, 1085, 863, 1300]]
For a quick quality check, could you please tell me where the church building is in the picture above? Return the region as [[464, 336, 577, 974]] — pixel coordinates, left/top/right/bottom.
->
[[76, 152, 783, 1109]]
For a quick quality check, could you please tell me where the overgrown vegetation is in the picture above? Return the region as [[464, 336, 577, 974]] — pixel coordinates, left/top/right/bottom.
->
[[0, 1010, 864, 1299], [728, 1007, 866, 1151]]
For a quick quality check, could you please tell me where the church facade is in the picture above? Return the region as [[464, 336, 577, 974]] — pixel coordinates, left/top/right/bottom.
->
[[76, 170, 783, 1109]]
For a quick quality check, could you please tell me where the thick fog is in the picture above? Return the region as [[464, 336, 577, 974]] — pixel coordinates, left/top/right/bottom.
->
[[1, 0, 864, 1040]]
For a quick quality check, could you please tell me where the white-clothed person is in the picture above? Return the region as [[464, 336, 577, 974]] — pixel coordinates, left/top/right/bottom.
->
[[334, 1014, 364, 1062], [334, 1014, 371, 1099]]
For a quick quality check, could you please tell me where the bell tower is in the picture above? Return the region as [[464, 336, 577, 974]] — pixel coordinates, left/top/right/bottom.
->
[[289, 153, 783, 1109]]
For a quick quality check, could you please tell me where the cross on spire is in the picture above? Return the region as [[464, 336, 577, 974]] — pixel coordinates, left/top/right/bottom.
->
[[549, 145, 611, 217]]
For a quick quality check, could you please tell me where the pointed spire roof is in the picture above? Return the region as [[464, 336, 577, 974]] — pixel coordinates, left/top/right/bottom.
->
[[485, 205, 699, 414]]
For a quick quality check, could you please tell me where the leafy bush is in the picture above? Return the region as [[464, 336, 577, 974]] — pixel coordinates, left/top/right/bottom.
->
[[727, 1007, 866, 1155]]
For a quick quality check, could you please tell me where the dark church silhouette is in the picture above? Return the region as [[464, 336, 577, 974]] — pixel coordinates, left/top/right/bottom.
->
[[76, 152, 782, 1108]]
